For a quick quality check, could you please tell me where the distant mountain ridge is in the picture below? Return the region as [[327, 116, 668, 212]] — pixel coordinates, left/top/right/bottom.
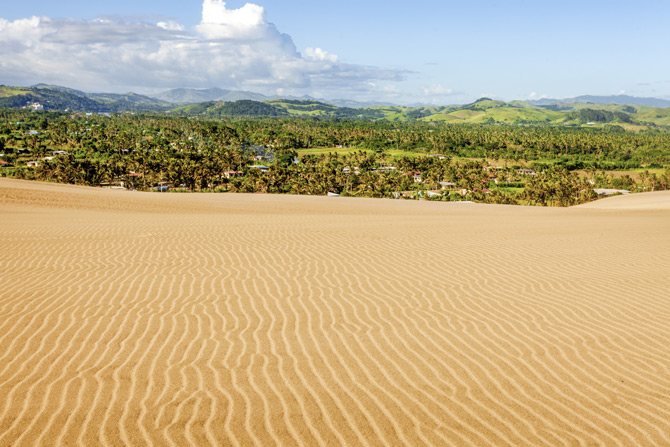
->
[[8, 84, 670, 110], [154, 90, 670, 109], [152, 87, 271, 104], [530, 95, 670, 108], [152, 87, 397, 108], [2, 84, 670, 128]]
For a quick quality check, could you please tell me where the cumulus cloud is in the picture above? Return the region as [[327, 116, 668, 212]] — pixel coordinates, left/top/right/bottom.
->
[[0, 1, 405, 97], [196, 0, 266, 39]]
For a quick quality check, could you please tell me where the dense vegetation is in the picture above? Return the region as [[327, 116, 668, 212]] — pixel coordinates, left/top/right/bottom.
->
[[1, 108, 669, 206], [568, 109, 634, 124]]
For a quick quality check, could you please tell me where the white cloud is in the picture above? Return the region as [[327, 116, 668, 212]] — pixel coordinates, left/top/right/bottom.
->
[[618, 89, 626, 95], [423, 84, 454, 96], [303, 47, 338, 63], [528, 91, 548, 100], [196, 0, 267, 39], [157, 21, 184, 32], [0, 1, 405, 97]]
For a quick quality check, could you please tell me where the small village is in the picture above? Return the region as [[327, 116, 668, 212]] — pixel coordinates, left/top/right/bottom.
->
[[1, 109, 668, 206]]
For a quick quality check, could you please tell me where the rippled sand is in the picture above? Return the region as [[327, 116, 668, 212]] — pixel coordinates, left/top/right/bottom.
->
[[2, 178, 670, 446]]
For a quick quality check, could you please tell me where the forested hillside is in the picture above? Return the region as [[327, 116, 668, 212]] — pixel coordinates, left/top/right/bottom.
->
[[0, 85, 172, 113]]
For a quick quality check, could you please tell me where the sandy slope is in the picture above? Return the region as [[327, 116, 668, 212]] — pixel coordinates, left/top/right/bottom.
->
[[576, 190, 670, 211], [1, 178, 669, 447]]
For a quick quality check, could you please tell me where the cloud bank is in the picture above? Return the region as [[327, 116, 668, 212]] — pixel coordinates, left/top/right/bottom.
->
[[0, 0, 404, 97]]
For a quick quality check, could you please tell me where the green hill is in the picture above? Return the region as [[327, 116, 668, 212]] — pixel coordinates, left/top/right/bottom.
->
[[421, 98, 564, 124], [172, 100, 289, 118], [0, 85, 172, 112], [270, 100, 388, 119]]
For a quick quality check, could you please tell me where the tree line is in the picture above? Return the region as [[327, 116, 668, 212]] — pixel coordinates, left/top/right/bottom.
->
[[1, 109, 669, 206]]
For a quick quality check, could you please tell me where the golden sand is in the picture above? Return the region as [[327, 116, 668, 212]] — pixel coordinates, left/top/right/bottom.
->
[[1, 178, 669, 446]]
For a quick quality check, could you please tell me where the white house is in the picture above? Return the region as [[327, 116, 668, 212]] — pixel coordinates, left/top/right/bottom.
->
[[249, 165, 269, 172], [594, 189, 630, 196]]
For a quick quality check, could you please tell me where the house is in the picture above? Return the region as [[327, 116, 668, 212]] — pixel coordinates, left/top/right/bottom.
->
[[594, 189, 630, 196], [376, 166, 397, 174], [413, 172, 422, 183], [52, 151, 68, 156], [516, 168, 537, 176], [244, 144, 274, 162], [439, 181, 456, 189], [0, 160, 10, 167], [25, 161, 39, 167], [223, 171, 244, 179], [249, 165, 269, 172], [393, 191, 417, 199], [426, 190, 442, 198], [100, 182, 125, 189]]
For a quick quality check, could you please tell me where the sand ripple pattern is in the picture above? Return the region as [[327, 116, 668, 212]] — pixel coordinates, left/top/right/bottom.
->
[[2, 179, 670, 446]]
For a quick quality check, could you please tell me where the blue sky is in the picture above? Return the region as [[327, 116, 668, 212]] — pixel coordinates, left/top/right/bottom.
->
[[1, 0, 669, 104]]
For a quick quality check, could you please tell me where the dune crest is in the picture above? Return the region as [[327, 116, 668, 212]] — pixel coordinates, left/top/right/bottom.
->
[[576, 190, 670, 211]]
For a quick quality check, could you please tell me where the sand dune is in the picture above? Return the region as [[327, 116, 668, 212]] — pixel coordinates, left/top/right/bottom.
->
[[1, 178, 670, 446], [576, 190, 670, 211]]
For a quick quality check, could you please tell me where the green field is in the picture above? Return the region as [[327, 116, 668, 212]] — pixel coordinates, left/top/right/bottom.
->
[[0, 87, 31, 98], [575, 168, 667, 181], [297, 147, 421, 158]]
